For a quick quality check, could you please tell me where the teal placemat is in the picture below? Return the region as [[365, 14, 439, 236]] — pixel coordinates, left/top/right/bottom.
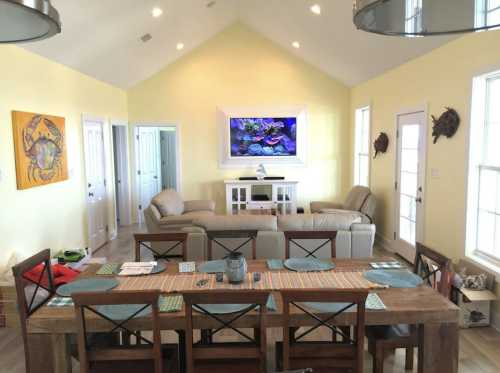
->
[[96, 304, 152, 320], [302, 293, 387, 313], [56, 278, 119, 297], [96, 263, 120, 275], [284, 258, 335, 272], [267, 259, 284, 270], [198, 260, 225, 273], [159, 295, 183, 313], [194, 294, 277, 315], [363, 269, 423, 288]]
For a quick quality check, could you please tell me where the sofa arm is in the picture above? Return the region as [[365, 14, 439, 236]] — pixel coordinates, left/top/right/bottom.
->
[[350, 223, 376, 258], [310, 201, 343, 213], [184, 200, 216, 213]]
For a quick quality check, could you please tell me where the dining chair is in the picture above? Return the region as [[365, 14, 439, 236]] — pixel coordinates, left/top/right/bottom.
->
[[277, 289, 368, 373], [366, 242, 453, 373], [206, 230, 258, 260], [134, 232, 188, 262], [283, 231, 337, 259], [72, 290, 177, 373], [183, 289, 270, 373], [11, 249, 56, 373]]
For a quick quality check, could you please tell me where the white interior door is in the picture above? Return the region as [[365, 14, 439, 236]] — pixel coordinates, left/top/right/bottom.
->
[[160, 129, 177, 190], [394, 111, 427, 262], [137, 127, 161, 223], [112, 125, 130, 226], [83, 118, 108, 252]]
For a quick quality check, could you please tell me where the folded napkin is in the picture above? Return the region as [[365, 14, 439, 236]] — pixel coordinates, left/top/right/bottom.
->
[[159, 295, 183, 313], [267, 259, 284, 270], [96, 263, 120, 275], [47, 296, 74, 307], [370, 261, 403, 269]]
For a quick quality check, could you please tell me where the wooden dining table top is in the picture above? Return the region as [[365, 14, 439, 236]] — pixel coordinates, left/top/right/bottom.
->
[[27, 258, 459, 334]]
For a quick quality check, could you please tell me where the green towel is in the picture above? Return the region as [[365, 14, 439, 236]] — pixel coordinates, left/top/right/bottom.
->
[[96, 263, 120, 275], [159, 295, 183, 313], [267, 259, 284, 270]]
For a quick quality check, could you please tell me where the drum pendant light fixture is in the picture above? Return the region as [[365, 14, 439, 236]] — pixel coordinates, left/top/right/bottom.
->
[[353, 0, 500, 37], [0, 0, 61, 43]]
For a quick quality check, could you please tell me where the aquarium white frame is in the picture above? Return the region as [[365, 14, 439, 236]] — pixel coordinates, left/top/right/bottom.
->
[[217, 106, 308, 168]]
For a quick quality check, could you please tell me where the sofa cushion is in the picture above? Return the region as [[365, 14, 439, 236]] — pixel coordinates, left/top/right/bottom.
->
[[184, 200, 216, 213], [278, 213, 361, 231], [320, 208, 371, 224], [344, 186, 371, 212], [194, 215, 278, 232], [158, 211, 214, 227], [151, 189, 184, 216]]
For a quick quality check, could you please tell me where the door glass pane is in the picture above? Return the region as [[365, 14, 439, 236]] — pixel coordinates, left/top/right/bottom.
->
[[232, 204, 239, 214], [400, 194, 416, 221], [240, 188, 247, 202], [486, 123, 500, 166], [401, 124, 420, 149], [360, 155, 369, 187], [401, 171, 418, 197], [232, 188, 238, 202], [401, 149, 418, 173], [400, 217, 413, 244]]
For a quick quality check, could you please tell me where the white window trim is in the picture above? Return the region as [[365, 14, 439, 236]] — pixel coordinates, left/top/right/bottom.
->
[[466, 69, 500, 275], [353, 105, 371, 187]]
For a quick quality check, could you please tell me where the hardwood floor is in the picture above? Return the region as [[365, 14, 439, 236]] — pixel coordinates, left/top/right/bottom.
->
[[1, 224, 500, 372]]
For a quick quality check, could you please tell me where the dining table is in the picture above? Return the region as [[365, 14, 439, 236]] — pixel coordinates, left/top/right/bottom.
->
[[25, 258, 460, 373]]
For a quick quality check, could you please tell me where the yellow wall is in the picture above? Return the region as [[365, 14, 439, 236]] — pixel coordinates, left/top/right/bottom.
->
[[128, 24, 351, 214], [351, 29, 500, 324], [0, 46, 127, 265]]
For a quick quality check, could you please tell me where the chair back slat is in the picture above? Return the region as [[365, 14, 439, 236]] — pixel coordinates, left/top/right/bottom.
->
[[134, 232, 188, 262], [281, 289, 367, 373], [183, 290, 270, 373], [11, 249, 55, 373], [414, 242, 453, 298], [72, 290, 163, 373], [284, 231, 337, 259]]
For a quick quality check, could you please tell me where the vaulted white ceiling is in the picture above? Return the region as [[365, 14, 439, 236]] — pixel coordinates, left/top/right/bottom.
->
[[22, 0, 454, 89]]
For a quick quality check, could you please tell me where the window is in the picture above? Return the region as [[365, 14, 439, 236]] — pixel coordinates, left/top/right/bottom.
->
[[475, 0, 500, 28], [467, 71, 500, 266], [354, 106, 371, 187], [405, 0, 423, 34]]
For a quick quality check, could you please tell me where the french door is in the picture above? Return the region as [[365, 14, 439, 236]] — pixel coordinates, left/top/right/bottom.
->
[[394, 110, 427, 262], [83, 117, 108, 252]]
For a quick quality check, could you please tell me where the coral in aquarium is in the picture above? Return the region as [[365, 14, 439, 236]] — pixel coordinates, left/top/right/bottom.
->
[[230, 117, 297, 157]]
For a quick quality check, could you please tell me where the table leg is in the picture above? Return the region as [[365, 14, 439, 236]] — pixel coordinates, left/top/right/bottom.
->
[[177, 330, 186, 373], [418, 322, 458, 373], [51, 333, 72, 373]]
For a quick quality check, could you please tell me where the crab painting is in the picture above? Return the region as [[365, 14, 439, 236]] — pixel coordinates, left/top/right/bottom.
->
[[431, 107, 460, 144], [12, 111, 68, 189], [23, 115, 64, 182]]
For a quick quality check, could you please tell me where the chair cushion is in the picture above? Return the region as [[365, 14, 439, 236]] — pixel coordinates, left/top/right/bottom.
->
[[151, 189, 184, 217], [344, 186, 371, 212]]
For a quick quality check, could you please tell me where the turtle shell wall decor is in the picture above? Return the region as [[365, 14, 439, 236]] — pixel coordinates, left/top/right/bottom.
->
[[431, 107, 460, 144], [373, 132, 389, 159]]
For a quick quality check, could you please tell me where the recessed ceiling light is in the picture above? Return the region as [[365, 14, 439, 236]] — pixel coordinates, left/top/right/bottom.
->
[[310, 4, 321, 15], [152, 7, 163, 18], [292, 41, 300, 49], [176, 42, 184, 50]]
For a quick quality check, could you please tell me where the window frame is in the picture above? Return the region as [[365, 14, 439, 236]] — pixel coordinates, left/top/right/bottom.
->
[[475, 0, 500, 28], [353, 105, 371, 187], [466, 70, 500, 272], [405, 0, 423, 34]]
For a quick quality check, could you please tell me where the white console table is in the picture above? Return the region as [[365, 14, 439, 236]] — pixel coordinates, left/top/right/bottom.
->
[[224, 179, 298, 215]]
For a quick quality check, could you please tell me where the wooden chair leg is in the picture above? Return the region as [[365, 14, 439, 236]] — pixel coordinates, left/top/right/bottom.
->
[[405, 347, 414, 370], [373, 342, 385, 373], [251, 238, 257, 260], [207, 239, 213, 261], [339, 326, 351, 342]]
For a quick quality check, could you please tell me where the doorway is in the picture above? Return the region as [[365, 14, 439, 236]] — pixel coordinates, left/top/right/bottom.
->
[[135, 125, 180, 224], [112, 122, 131, 227], [83, 116, 108, 252], [394, 109, 427, 262]]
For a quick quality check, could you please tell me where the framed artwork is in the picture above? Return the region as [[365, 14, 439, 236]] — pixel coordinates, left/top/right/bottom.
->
[[12, 111, 68, 190]]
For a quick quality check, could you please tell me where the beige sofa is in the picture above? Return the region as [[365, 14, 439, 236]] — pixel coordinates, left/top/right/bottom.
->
[[310, 185, 377, 223], [144, 189, 376, 261]]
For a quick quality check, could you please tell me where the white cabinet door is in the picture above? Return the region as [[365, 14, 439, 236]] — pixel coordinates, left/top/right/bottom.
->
[[83, 118, 108, 251], [137, 127, 161, 223]]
